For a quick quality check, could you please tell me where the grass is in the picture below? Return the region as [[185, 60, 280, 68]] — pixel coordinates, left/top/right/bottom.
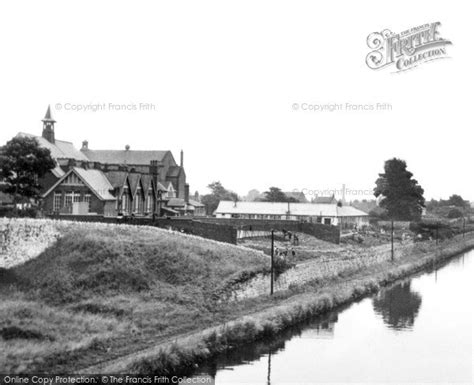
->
[[0, 222, 269, 373]]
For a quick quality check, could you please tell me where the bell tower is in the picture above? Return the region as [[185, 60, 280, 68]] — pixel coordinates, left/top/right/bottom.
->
[[42, 105, 56, 143]]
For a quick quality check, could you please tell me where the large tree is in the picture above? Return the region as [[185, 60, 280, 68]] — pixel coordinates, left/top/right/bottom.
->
[[374, 158, 425, 221], [0, 136, 56, 204], [201, 181, 239, 215], [263, 187, 297, 202]]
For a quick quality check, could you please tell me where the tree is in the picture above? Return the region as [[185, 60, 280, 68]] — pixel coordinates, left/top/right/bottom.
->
[[201, 181, 239, 215], [244, 189, 262, 202], [0, 136, 56, 205], [263, 187, 297, 202], [446, 194, 468, 209], [374, 158, 425, 221]]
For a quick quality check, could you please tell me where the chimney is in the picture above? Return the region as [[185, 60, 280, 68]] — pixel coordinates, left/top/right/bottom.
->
[[81, 140, 88, 150], [67, 159, 76, 169], [184, 183, 190, 203], [180, 149, 184, 167], [150, 160, 160, 215]]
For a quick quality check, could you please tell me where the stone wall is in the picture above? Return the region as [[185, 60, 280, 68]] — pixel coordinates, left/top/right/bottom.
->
[[197, 218, 341, 244], [225, 240, 444, 301], [0, 218, 61, 269], [45, 215, 238, 244]]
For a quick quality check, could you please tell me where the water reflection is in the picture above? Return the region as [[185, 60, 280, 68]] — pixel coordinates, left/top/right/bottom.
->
[[300, 311, 338, 339], [195, 311, 338, 378], [191, 251, 472, 383], [372, 281, 422, 330], [196, 325, 297, 378]]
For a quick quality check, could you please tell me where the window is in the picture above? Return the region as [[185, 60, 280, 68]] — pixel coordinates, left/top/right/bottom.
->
[[316, 216, 322, 223], [84, 194, 91, 212], [73, 192, 81, 203], [146, 189, 153, 212], [122, 188, 130, 214], [324, 218, 331, 225], [53, 193, 62, 211], [133, 187, 141, 213], [135, 187, 144, 214], [65, 192, 73, 207]]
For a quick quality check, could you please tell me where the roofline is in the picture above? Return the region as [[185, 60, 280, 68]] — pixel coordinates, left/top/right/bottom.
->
[[42, 168, 114, 201]]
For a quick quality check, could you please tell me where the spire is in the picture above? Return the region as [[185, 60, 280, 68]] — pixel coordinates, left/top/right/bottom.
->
[[42, 105, 56, 123], [42, 105, 56, 143]]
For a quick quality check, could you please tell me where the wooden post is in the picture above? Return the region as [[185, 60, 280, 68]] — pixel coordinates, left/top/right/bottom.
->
[[436, 222, 439, 245], [270, 229, 274, 295], [391, 220, 394, 262]]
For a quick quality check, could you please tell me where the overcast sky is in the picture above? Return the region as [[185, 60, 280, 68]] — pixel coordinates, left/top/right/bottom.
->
[[0, 1, 472, 202]]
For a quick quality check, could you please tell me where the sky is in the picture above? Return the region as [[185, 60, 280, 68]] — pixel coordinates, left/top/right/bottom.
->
[[0, 1, 472, 202]]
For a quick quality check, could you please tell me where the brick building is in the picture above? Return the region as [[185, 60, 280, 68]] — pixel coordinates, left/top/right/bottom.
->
[[16, 106, 204, 217]]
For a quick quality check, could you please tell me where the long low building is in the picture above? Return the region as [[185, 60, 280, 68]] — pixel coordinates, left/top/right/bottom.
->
[[214, 200, 370, 228]]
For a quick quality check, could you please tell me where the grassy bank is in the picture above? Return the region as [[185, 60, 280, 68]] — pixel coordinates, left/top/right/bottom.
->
[[123, 235, 474, 376], [0, 221, 269, 373]]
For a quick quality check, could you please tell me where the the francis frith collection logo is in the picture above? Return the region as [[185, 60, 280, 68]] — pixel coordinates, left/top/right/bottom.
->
[[366, 22, 452, 72]]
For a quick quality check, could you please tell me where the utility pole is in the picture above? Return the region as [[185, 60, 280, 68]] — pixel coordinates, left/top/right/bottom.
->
[[391, 220, 394, 262], [270, 229, 274, 296]]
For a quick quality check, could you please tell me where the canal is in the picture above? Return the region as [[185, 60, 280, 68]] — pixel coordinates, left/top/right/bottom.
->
[[194, 249, 473, 383]]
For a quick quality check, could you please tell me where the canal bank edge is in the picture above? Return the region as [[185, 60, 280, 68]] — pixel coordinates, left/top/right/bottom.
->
[[82, 234, 474, 376]]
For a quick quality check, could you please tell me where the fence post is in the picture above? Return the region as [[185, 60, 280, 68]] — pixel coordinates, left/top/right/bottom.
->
[[270, 229, 274, 296]]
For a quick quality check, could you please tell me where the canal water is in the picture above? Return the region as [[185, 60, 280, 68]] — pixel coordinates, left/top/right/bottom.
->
[[194, 249, 473, 384]]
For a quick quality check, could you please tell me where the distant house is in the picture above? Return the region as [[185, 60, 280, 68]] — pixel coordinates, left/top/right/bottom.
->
[[312, 195, 338, 204], [214, 201, 369, 227], [284, 191, 308, 203]]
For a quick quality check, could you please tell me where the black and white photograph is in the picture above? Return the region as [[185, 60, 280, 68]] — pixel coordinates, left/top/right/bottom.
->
[[0, 1, 472, 384]]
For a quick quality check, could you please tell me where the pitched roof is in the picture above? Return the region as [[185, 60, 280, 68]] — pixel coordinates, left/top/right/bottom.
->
[[141, 174, 152, 191], [81, 149, 170, 165], [155, 181, 167, 191], [128, 173, 141, 194], [104, 170, 129, 189], [188, 199, 205, 207], [167, 166, 182, 177], [215, 201, 368, 217], [313, 195, 337, 204], [284, 191, 308, 203], [73, 168, 115, 200], [51, 164, 66, 178], [17, 133, 89, 161], [43, 167, 115, 200], [336, 205, 369, 217], [167, 198, 186, 207]]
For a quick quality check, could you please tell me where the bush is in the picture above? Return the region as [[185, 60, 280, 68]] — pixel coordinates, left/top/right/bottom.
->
[[0, 206, 39, 218], [447, 208, 463, 219]]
